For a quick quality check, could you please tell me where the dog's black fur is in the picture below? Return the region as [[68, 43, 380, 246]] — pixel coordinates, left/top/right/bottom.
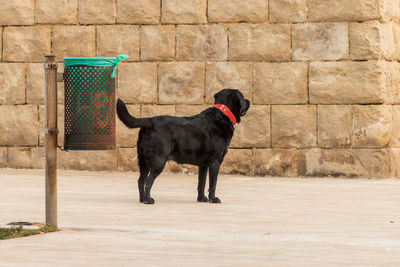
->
[[117, 89, 250, 204]]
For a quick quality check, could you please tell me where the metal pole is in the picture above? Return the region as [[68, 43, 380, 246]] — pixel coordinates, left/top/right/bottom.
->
[[44, 55, 58, 227]]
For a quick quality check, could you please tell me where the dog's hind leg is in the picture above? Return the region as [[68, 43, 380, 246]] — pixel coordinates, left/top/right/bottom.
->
[[197, 166, 209, 202], [143, 170, 162, 204], [138, 167, 149, 203], [143, 159, 166, 204], [137, 148, 149, 203], [208, 161, 221, 203]]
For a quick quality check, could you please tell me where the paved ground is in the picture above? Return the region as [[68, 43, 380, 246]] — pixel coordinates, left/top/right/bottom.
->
[[0, 169, 400, 266]]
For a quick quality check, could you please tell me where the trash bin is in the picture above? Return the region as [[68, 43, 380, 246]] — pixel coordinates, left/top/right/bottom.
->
[[63, 55, 128, 150]]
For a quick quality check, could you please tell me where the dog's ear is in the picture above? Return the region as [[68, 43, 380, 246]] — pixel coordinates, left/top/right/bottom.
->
[[236, 91, 248, 115], [214, 91, 222, 100]]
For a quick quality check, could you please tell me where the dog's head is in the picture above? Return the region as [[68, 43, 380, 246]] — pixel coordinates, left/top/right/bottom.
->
[[214, 89, 250, 123]]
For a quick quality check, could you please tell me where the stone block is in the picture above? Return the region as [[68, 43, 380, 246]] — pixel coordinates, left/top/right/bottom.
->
[[175, 105, 208, 116], [208, 0, 268, 22], [229, 24, 290, 61], [116, 105, 140, 147], [309, 61, 386, 104], [26, 63, 44, 104], [298, 149, 391, 178], [0, 105, 38, 146], [350, 23, 395, 60], [392, 105, 400, 147], [254, 149, 298, 177], [141, 105, 175, 117], [0, 0, 34, 25], [97, 25, 140, 60], [31, 147, 45, 169], [0, 148, 7, 168], [52, 26, 95, 58], [385, 0, 400, 22], [384, 62, 400, 104], [8, 147, 31, 169], [350, 149, 392, 177], [231, 105, 270, 148], [118, 63, 157, 104], [3, 26, 51, 62], [27, 63, 64, 105], [318, 105, 352, 148], [205, 62, 252, 104], [391, 148, 400, 177], [269, 0, 307, 22], [38, 105, 64, 147], [177, 25, 228, 61], [292, 23, 348, 61], [162, 0, 206, 23], [220, 149, 253, 175], [0, 147, 8, 168], [272, 105, 317, 148], [35, 0, 77, 24], [79, 0, 115, 24], [58, 150, 117, 171], [159, 62, 205, 104], [392, 24, 400, 61], [0, 63, 25, 104], [254, 62, 307, 104], [118, 147, 138, 172], [352, 105, 392, 148], [308, 0, 381, 22], [141, 25, 175, 61], [116, 0, 160, 24]]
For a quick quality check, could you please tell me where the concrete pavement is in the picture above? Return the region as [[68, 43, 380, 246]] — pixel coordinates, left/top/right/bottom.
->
[[1, 169, 400, 266]]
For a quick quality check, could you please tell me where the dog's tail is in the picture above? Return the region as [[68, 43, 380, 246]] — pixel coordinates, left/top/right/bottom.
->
[[116, 98, 152, 129]]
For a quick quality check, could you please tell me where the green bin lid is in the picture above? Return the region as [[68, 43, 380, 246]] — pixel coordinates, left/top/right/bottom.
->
[[63, 54, 128, 78]]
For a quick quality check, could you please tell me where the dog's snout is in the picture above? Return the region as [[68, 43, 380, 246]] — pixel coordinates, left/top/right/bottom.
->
[[240, 99, 250, 116]]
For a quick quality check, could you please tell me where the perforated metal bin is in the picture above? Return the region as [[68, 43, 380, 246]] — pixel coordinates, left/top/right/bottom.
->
[[63, 55, 128, 150]]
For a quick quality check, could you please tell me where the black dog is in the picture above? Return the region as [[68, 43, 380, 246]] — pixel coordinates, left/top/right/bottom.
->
[[117, 89, 250, 204]]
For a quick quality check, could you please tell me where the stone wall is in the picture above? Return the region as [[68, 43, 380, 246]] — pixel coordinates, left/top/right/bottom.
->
[[1, 0, 400, 177]]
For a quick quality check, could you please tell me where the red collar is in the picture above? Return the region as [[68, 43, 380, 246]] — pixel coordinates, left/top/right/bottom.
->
[[213, 104, 237, 126]]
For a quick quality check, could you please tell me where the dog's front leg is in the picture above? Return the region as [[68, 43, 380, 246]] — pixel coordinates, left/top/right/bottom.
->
[[197, 166, 209, 202], [208, 161, 221, 203]]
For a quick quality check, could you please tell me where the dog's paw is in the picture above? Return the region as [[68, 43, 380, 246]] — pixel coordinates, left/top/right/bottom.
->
[[209, 197, 221, 204], [143, 197, 155, 204], [197, 195, 209, 202]]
